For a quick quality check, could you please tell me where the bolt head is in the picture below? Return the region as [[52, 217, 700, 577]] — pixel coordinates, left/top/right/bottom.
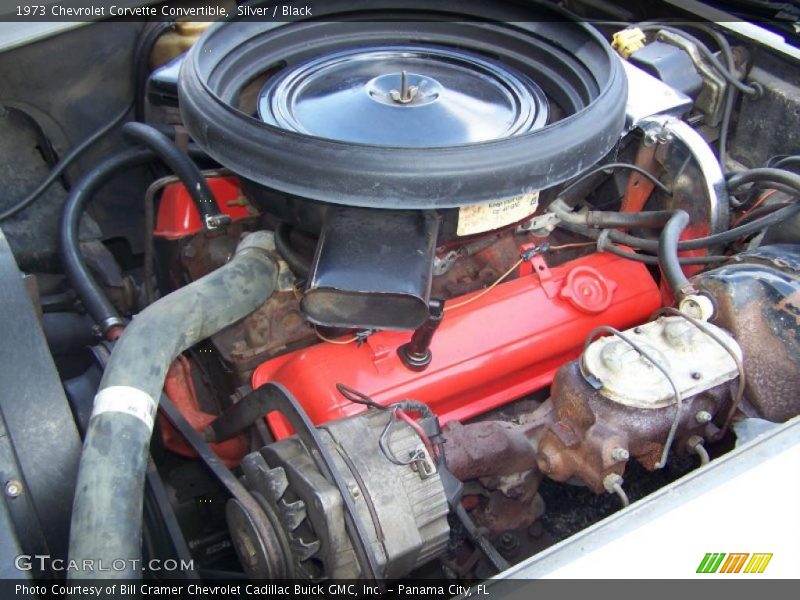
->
[[5, 480, 22, 498], [695, 410, 713, 424], [656, 131, 675, 143], [611, 447, 630, 462], [498, 532, 520, 554]]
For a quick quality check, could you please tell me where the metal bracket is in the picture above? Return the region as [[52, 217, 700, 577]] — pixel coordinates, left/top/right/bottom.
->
[[433, 249, 461, 276], [519, 244, 558, 298], [516, 212, 561, 236], [409, 448, 438, 480]]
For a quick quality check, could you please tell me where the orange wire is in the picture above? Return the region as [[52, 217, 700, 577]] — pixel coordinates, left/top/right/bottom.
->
[[732, 189, 780, 226], [314, 326, 358, 345], [443, 242, 594, 312], [549, 242, 597, 251], [443, 258, 523, 312]]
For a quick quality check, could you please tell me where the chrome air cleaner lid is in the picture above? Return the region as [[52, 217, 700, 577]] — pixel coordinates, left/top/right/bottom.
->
[[257, 46, 549, 147]]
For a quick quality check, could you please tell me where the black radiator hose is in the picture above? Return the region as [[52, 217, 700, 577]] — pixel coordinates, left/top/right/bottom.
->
[[67, 232, 279, 580]]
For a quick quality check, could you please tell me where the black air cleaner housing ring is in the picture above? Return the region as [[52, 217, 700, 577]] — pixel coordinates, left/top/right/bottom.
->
[[178, 0, 628, 211]]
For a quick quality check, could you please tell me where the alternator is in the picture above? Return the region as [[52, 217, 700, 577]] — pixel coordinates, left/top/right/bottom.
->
[[227, 409, 450, 579]]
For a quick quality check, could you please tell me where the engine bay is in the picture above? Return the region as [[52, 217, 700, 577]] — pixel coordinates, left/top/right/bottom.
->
[[1, 0, 799, 588]]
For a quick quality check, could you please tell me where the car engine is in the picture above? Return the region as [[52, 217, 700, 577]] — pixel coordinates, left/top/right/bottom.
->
[[0, 0, 799, 586]]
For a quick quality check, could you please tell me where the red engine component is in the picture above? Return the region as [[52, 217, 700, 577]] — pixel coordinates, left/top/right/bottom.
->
[[154, 176, 254, 239], [253, 251, 662, 439], [159, 356, 248, 468]]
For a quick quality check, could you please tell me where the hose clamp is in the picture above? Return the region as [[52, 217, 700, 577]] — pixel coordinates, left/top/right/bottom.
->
[[204, 213, 232, 230], [99, 316, 126, 333]]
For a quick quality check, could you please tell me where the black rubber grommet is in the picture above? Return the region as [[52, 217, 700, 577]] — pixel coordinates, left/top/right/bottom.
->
[[397, 343, 433, 371]]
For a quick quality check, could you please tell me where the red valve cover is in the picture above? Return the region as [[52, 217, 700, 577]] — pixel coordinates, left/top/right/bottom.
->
[[252, 251, 662, 439]]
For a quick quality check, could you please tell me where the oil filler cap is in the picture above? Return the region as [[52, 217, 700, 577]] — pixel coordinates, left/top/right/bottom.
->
[[560, 266, 616, 314]]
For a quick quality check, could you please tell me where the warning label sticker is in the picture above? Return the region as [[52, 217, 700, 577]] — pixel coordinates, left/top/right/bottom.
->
[[456, 191, 540, 236]]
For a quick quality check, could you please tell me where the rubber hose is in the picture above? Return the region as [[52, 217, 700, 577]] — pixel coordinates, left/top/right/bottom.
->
[[60, 147, 211, 334], [552, 205, 693, 296], [554, 169, 800, 254], [67, 232, 279, 580], [42, 312, 96, 356], [60, 149, 154, 332], [558, 221, 727, 264], [596, 202, 800, 253], [773, 155, 800, 170], [584, 210, 675, 229], [605, 244, 727, 265], [726, 167, 800, 191], [122, 122, 223, 226], [590, 208, 694, 295], [658, 209, 692, 295], [275, 222, 311, 278], [550, 199, 672, 229]]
